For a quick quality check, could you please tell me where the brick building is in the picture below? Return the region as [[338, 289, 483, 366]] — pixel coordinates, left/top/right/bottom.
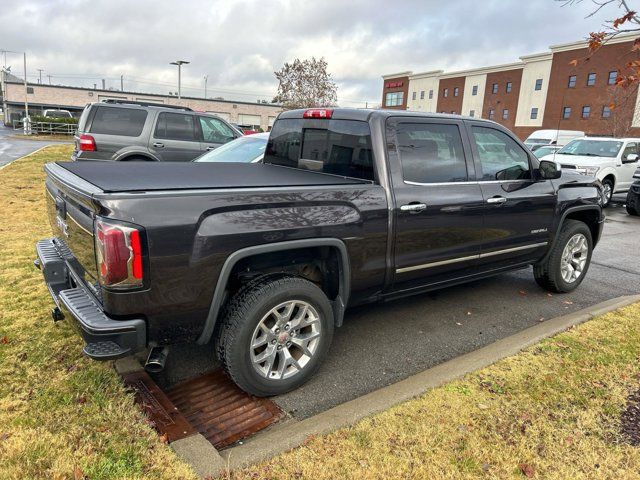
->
[[1, 77, 282, 131], [381, 33, 640, 140]]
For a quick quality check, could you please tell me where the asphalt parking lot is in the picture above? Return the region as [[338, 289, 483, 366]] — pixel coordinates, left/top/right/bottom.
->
[[153, 198, 640, 420], [0, 126, 71, 168]]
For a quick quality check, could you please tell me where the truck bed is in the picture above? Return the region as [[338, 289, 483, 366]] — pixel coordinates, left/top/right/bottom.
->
[[58, 161, 369, 193]]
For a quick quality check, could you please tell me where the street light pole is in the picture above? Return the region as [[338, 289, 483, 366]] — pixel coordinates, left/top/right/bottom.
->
[[23, 52, 29, 135], [170, 60, 189, 99]]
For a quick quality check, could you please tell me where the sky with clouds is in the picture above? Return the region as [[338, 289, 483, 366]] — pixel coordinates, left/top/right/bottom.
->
[[0, 0, 625, 107]]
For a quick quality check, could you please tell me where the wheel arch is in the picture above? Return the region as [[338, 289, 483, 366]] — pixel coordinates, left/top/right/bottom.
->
[[552, 206, 602, 252], [197, 238, 351, 345]]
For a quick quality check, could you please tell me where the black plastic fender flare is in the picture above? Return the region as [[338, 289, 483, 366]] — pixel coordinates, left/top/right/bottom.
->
[[196, 238, 351, 345]]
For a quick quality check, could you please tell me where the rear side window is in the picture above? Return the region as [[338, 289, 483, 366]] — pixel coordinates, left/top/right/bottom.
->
[[396, 123, 468, 183], [155, 112, 197, 141], [89, 106, 147, 137], [264, 119, 375, 181]]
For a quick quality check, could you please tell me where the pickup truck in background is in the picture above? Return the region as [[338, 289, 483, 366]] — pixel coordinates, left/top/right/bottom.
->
[[35, 109, 604, 396]]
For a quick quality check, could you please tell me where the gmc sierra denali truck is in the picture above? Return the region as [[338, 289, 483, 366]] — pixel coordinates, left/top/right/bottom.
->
[[35, 108, 604, 396]]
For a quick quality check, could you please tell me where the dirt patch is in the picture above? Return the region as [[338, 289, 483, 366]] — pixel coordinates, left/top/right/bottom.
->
[[622, 386, 640, 445]]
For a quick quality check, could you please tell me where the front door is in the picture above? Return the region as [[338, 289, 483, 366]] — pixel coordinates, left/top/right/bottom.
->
[[466, 122, 556, 271], [618, 142, 640, 191], [149, 112, 201, 161], [388, 118, 485, 293]]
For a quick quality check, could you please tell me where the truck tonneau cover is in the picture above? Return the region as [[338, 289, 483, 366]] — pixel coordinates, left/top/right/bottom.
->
[[57, 161, 369, 192]]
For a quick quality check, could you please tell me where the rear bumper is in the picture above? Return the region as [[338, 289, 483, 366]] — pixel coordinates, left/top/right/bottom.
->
[[35, 238, 146, 360]]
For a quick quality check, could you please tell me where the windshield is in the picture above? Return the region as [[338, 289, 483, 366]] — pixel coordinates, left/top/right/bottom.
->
[[525, 138, 551, 145], [557, 139, 623, 158], [194, 135, 267, 163], [534, 146, 557, 158]]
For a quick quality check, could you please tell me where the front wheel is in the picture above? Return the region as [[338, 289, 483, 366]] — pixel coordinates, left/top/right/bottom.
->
[[533, 220, 593, 293], [626, 188, 640, 216], [216, 276, 334, 397], [600, 178, 614, 207]]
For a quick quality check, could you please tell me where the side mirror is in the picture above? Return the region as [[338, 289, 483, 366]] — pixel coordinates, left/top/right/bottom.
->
[[538, 160, 561, 180], [624, 153, 639, 163]]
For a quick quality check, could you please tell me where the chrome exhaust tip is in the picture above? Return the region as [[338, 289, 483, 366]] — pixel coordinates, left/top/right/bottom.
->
[[144, 346, 169, 373]]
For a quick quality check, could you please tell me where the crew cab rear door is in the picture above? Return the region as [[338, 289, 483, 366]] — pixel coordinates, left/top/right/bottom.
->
[[466, 121, 556, 270], [387, 117, 484, 291]]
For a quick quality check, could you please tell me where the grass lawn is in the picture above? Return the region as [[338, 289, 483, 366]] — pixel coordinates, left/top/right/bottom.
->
[[10, 133, 74, 142], [1, 146, 639, 479]]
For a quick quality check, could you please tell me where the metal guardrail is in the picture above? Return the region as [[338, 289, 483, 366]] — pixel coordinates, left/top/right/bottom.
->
[[13, 120, 76, 136]]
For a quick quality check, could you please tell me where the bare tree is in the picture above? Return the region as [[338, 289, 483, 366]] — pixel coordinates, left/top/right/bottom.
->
[[273, 57, 338, 109], [605, 82, 640, 135]]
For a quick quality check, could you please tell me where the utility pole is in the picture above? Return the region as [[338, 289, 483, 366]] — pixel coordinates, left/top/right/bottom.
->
[[101, 78, 105, 90], [170, 60, 189, 99], [23, 52, 29, 135], [47, 74, 51, 85], [203, 75, 208, 99], [37, 68, 43, 84], [120, 74, 123, 91]]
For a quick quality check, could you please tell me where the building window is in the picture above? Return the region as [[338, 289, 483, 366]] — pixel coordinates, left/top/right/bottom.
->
[[602, 105, 612, 118], [608, 71, 617, 85], [534, 79, 543, 91], [568, 75, 576, 88], [492, 83, 498, 94], [488, 109, 495, 119], [582, 106, 591, 118], [453, 87, 459, 97], [587, 73, 596, 86], [470, 110, 475, 117], [530, 107, 538, 119], [420, 90, 425, 99], [562, 106, 571, 119], [27, 87, 34, 94], [412, 91, 416, 100], [451, 111, 456, 114], [502, 109, 509, 119], [428, 90, 433, 99], [385, 91, 404, 107], [443, 88, 449, 98], [472, 85, 478, 95], [506, 82, 512, 93]]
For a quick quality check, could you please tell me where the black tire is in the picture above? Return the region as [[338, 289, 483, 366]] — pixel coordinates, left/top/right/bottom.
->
[[121, 156, 154, 162], [601, 178, 614, 207], [216, 276, 334, 397], [626, 189, 640, 216], [533, 219, 593, 293]]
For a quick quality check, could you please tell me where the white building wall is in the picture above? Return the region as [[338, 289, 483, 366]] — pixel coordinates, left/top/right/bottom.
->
[[461, 73, 487, 118], [406, 72, 441, 112], [515, 54, 552, 128]]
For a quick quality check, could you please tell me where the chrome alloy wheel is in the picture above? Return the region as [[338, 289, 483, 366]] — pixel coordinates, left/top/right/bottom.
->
[[560, 233, 588, 283], [250, 300, 322, 380], [602, 183, 613, 204]]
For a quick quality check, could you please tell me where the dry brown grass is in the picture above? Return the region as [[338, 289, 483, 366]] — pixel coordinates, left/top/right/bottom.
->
[[0, 146, 196, 479]]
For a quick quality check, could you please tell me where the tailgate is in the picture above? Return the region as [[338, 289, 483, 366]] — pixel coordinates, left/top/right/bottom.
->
[[44, 163, 103, 297]]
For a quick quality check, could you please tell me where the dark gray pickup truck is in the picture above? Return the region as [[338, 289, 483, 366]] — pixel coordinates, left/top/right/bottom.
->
[[35, 108, 604, 396]]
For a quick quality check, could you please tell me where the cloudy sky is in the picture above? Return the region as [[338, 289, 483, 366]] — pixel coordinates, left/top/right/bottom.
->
[[0, 0, 624, 107]]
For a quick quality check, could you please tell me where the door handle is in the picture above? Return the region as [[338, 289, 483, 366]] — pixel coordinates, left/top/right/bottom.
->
[[400, 203, 427, 213], [206, 146, 216, 151], [153, 142, 164, 148], [486, 196, 507, 204]]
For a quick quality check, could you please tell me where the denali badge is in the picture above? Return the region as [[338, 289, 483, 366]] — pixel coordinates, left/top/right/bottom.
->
[[531, 228, 548, 234]]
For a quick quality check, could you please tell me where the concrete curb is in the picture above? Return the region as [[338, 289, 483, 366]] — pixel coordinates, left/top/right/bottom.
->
[[217, 294, 640, 471], [171, 434, 227, 478]]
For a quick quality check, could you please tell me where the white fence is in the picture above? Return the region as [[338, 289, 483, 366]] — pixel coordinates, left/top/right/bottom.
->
[[13, 120, 76, 136]]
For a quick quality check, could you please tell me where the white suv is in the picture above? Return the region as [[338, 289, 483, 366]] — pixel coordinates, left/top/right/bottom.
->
[[541, 137, 640, 206]]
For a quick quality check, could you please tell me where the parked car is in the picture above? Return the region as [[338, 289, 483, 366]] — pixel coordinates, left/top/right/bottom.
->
[[232, 122, 260, 135], [35, 108, 603, 396], [532, 145, 562, 159], [193, 132, 268, 163], [524, 129, 584, 150], [541, 137, 640, 207], [43, 109, 73, 119], [627, 179, 640, 215], [71, 100, 240, 162]]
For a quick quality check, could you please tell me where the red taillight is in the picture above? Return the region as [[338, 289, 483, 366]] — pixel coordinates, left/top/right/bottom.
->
[[79, 134, 96, 152], [95, 219, 144, 289], [303, 108, 333, 119]]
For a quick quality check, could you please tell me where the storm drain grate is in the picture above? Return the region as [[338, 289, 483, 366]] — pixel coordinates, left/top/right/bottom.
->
[[165, 369, 284, 449]]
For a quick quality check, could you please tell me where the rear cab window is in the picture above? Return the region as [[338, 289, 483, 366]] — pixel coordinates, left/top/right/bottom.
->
[[89, 106, 147, 137], [264, 118, 375, 181]]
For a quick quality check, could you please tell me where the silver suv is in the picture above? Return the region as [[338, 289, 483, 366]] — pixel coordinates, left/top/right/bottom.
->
[[72, 100, 241, 162]]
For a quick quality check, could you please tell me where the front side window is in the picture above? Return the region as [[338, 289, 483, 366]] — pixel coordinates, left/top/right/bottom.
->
[[581, 106, 591, 119], [506, 82, 512, 93], [472, 85, 478, 96], [90, 107, 147, 137], [395, 123, 468, 183], [622, 142, 638, 158], [562, 106, 571, 119], [568, 75, 576, 88], [154, 112, 196, 141], [608, 71, 617, 85], [530, 107, 538, 119], [492, 83, 498, 94], [472, 126, 530, 181], [502, 109, 509, 119], [587, 73, 596, 86], [264, 119, 374, 181], [199, 116, 236, 143], [602, 105, 611, 118], [535, 79, 543, 90], [385, 92, 404, 107]]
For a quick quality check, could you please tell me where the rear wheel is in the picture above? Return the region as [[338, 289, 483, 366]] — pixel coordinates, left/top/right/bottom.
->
[[534, 220, 592, 293], [216, 276, 334, 396], [601, 178, 614, 207], [626, 188, 640, 216]]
